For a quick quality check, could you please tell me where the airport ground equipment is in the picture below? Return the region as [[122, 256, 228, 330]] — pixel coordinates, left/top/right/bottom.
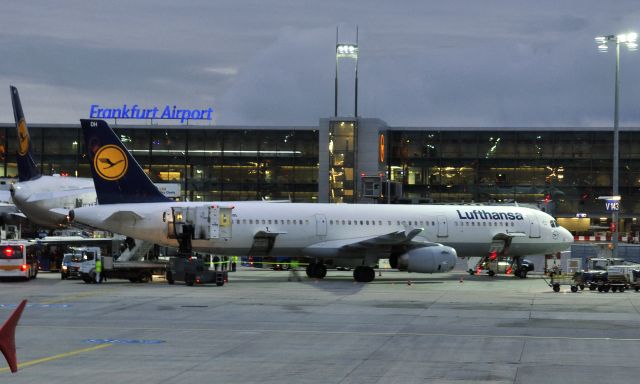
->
[[165, 255, 227, 286], [0, 241, 38, 281], [78, 247, 165, 283], [470, 254, 534, 278], [60, 251, 83, 279], [164, 206, 229, 286]]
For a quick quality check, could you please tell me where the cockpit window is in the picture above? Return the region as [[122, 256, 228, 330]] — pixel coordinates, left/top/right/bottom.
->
[[550, 220, 558, 228]]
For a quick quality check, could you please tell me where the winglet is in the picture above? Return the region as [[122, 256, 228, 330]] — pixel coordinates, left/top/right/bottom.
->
[[0, 299, 27, 373], [10, 86, 41, 182], [80, 119, 171, 204]]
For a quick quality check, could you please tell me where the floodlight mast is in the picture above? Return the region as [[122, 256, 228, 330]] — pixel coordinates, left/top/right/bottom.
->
[[594, 32, 637, 258]]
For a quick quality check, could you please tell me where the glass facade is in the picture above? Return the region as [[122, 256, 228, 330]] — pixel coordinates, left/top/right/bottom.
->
[[1, 125, 319, 202], [388, 129, 640, 219], [2, 122, 640, 228], [328, 120, 356, 203]]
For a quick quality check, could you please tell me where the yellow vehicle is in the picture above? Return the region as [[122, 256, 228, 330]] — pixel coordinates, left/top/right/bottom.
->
[[0, 242, 38, 281]]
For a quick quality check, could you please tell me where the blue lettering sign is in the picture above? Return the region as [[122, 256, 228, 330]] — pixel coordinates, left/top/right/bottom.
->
[[605, 200, 620, 212], [89, 104, 214, 123], [456, 209, 524, 220]]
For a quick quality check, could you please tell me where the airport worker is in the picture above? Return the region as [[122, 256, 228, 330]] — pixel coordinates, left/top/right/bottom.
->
[[288, 259, 301, 282], [95, 255, 102, 283]]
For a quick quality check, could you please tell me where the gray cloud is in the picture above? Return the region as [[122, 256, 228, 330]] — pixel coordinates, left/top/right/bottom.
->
[[2, 0, 640, 127]]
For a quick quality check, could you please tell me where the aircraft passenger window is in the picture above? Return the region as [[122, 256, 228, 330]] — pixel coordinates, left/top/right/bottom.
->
[[366, 220, 369, 225], [260, 220, 264, 224], [511, 222, 515, 227], [268, 220, 272, 225], [236, 220, 240, 224], [379, 221, 382, 225], [342, 220, 346, 225], [432, 221, 435, 226], [466, 222, 469, 226], [387, 221, 391, 225], [348, 220, 352, 225], [330, 220, 333, 225], [249, 219, 253, 224], [286, 220, 290, 225], [305, 220, 309, 224], [483, 222, 486, 226], [360, 220, 363, 225], [471, 222, 475, 226]]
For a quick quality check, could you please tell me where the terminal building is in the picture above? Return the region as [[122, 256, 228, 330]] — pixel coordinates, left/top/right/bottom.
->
[[0, 120, 638, 236]]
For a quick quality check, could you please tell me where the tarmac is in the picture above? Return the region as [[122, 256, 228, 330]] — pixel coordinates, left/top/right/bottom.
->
[[2, 267, 640, 384]]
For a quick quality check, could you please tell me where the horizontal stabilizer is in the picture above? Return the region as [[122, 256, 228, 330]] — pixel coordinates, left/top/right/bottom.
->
[[26, 188, 97, 203]]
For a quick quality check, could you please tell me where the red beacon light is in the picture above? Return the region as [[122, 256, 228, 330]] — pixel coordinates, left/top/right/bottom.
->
[[3, 247, 14, 258]]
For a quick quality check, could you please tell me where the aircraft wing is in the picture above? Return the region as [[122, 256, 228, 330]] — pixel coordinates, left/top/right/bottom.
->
[[304, 228, 435, 256], [26, 188, 96, 203]]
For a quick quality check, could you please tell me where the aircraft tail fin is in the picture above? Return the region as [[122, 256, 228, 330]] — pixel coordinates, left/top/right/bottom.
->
[[0, 299, 27, 373], [80, 119, 171, 204], [10, 86, 41, 182]]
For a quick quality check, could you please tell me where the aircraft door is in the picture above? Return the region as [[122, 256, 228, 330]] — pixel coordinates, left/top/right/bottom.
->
[[437, 215, 448, 238], [529, 213, 541, 238], [315, 214, 327, 236]]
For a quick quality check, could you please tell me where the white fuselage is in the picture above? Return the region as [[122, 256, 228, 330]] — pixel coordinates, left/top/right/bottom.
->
[[71, 203, 573, 259], [11, 176, 97, 228]]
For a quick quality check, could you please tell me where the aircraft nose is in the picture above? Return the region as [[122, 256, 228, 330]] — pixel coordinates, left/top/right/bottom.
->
[[560, 227, 573, 244]]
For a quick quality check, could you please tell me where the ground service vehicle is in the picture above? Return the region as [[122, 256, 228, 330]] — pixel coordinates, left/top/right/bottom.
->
[[0, 241, 38, 281], [78, 247, 166, 283], [60, 250, 84, 279], [166, 255, 227, 286]]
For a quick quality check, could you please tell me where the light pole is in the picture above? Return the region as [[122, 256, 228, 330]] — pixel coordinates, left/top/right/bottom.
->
[[595, 32, 637, 258]]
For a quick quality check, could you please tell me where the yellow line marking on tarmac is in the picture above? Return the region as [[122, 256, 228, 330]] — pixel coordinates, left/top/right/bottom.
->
[[0, 343, 113, 373]]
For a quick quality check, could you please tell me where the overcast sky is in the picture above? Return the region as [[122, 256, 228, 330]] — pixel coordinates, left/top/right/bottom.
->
[[2, 0, 640, 127]]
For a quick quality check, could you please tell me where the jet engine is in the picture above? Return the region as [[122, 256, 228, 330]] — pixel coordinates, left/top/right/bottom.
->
[[391, 245, 457, 273]]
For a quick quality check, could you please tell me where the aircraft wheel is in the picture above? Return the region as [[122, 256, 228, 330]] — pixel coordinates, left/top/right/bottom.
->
[[166, 271, 175, 285], [353, 266, 375, 283], [597, 285, 604, 292], [604, 285, 611, 292], [619, 286, 625, 293], [612, 286, 618, 292], [488, 270, 495, 277], [468, 269, 475, 276], [185, 274, 195, 286], [570, 285, 578, 293], [552, 283, 560, 292], [580, 285, 585, 290], [313, 263, 327, 279], [306, 263, 315, 278]]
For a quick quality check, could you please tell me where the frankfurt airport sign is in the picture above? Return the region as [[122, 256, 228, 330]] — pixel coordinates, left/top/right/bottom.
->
[[89, 104, 214, 123]]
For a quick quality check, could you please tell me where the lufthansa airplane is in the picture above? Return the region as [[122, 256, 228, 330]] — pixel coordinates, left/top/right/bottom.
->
[[9, 86, 97, 228], [68, 119, 573, 283]]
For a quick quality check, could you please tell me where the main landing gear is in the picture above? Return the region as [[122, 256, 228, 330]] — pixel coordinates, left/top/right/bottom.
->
[[353, 266, 375, 283], [306, 262, 327, 279], [305, 262, 376, 283]]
